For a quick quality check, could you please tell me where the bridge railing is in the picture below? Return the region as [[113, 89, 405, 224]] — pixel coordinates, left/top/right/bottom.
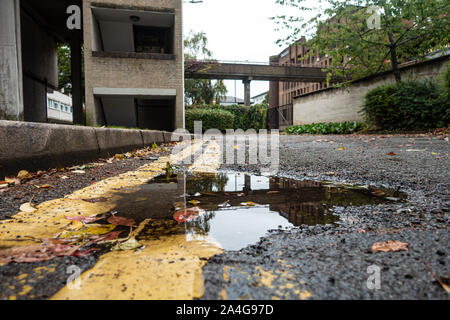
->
[[187, 59, 270, 66]]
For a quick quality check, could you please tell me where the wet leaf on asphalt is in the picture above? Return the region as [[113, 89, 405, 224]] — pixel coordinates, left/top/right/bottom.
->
[[240, 202, 257, 207], [173, 207, 205, 223], [371, 240, 408, 252], [386, 152, 397, 156], [338, 147, 347, 151], [372, 190, 386, 197], [20, 202, 37, 213], [59, 224, 116, 238], [64, 220, 84, 231], [189, 200, 200, 206], [17, 170, 31, 179], [34, 184, 53, 189], [91, 231, 125, 243], [107, 215, 136, 227], [0, 243, 81, 263], [65, 215, 106, 224], [112, 237, 142, 251]]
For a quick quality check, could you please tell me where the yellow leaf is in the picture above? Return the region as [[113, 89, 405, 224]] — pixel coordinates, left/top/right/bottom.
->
[[338, 147, 347, 151], [19, 203, 37, 213], [60, 224, 116, 238], [189, 200, 200, 206], [64, 220, 84, 231], [240, 202, 256, 207], [34, 184, 53, 189], [112, 238, 143, 251], [17, 170, 30, 179]]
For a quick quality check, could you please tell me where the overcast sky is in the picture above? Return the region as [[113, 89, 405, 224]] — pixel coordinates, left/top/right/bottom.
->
[[183, 0, 314, 99]]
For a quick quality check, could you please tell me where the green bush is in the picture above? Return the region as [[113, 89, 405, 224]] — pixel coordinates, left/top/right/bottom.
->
[[186, 104, 267, 131], [285, 122, 363, 135], [361, 79, 449, 131], [185, 108, 235, 133]]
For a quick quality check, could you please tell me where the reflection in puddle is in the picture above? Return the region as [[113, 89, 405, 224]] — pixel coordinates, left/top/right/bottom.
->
[[111, 172, 404, 251]]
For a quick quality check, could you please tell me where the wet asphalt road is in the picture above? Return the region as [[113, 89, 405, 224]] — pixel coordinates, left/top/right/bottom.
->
[[0, 134, 449, 300], [203, 134, 449, 299]]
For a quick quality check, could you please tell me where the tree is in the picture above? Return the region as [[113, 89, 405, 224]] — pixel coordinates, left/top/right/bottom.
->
[[184, 31, 227, 104], [57, 43, 85, 95], [273, 0, 449, 83]]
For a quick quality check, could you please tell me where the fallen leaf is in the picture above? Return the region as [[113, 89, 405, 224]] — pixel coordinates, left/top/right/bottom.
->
[[267, 191, 279, 194], [386, 152, 397, 156], [5, 177, 20, 186], [173, 207, 204, 223], [65, 215, 106, 224], [189, 200, 200, 206], [240, 202, 256, 207], [107, 215, 136, 227], [371, 240, 408, 252], [112, 238, 142, 251], [72, 170, 85, 174], [34, 184, 53, 189], [90, 231, 124, 243], [424, 263, 450, 294], [338, 147, 347, 151], [372, 190, 386, 197], [61, 175, 69, 180], [20, 202, 37, 213], [17, 170, 31, 179], [0, 243, 81, 263]]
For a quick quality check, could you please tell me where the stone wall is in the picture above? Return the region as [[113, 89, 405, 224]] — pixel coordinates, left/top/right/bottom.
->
[[292, 56, 449, 125]]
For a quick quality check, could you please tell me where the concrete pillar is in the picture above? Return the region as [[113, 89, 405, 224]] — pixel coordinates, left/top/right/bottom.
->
[[71, 32, 83, 125], [243, 78, 251, 106], [0, 0, 23, 120], [268, 55, 280, 129]]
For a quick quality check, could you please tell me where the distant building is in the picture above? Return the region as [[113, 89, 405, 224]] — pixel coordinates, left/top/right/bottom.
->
[[251, 91, 268, 105], [219, 96, 247, 106], [47, 91, 73, 124]]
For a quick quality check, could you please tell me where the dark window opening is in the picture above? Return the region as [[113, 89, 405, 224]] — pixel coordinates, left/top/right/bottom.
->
[[133, 25, 174, 54]]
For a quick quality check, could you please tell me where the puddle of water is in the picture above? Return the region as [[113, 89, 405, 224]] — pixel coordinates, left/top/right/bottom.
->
[[111, 172, 404, 251]]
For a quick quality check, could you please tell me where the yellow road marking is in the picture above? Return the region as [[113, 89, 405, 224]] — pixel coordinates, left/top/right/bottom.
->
[[1, 139, 224, 300]]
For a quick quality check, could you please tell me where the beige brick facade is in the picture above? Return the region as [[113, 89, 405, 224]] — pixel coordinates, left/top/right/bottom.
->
[[82, 0, 184, 129]]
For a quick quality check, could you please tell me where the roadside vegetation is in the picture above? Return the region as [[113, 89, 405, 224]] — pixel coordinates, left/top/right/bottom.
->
[[361, 76, 450, 131], [185, 104, 267, 133], [285, 122, 363, 135]]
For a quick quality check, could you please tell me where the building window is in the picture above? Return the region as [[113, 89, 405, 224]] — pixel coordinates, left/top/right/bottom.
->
[[134, 25, 173, 54]]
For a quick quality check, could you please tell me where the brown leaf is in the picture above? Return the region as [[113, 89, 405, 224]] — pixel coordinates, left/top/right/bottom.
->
[[65, 215, 106, 224], [107, 215, 136, 227], [173, 207, 204, 223], [0, 243, 81, 263], [371, 240, 408, 252], [386, 152, 397, 156]]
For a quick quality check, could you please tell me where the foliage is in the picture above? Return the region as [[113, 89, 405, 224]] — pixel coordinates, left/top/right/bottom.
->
[[285, 122, 363, 135], [361, 79, 449, 130], [185, 108, 235, 133], [184, 31, 227, 104], [187, 104, 267, 131], [272, 0, 450, 83], [57, 43, 85, 95]]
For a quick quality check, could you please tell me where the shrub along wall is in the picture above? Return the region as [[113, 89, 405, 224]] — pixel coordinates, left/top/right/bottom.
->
[[361, 79, 449, 131], [186, 104, 267, 132], [185, 108, 235, 133]]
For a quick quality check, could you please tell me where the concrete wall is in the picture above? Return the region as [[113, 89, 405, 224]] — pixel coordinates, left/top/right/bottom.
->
[[0, 120, 178, 177], [293, 56, 449, 125], [83, 0, 184, 130], [0, 0, 23, 121], [20, 7, 58, 123]]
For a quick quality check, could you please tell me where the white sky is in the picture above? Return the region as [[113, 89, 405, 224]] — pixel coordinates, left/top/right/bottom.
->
[[183, 0, 315, 99]]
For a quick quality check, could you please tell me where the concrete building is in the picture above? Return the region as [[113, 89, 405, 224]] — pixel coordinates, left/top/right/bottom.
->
[[47, 91, 73, 124], [0, 0, 184, 131], [251, 91, 268, 105], [219, 96, 246, 106]]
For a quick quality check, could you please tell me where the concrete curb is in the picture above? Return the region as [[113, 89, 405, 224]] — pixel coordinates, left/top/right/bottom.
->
[[0, 120, 174, 177]]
